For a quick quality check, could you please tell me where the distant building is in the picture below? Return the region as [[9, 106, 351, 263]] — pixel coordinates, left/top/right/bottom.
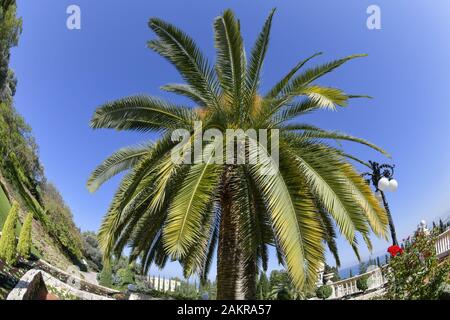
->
[[147, 275, 181, 292]]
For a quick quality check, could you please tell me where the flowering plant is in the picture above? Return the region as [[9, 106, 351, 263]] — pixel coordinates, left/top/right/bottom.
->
[[387, 245, 403, 257], [384, 232, 449, 300]]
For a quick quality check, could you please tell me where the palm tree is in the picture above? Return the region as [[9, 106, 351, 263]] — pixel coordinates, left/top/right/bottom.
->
[[88, 9, 389, 299]]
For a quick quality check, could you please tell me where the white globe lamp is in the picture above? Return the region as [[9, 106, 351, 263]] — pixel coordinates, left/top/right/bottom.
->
[[377, 177, 390, 191], [388, 179, 398, 192]]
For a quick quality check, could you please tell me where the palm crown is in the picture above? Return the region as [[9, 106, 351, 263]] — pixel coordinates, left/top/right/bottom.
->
[[88, 9, 389, 299]]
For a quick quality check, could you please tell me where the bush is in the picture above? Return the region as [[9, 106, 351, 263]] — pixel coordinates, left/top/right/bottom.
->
[[0, 201, 18, 265], [99, 264, 113, 288], [356, 275, 369, 292], [17, 211, 32, 259], [117, 266, 135, 286], [385, 231, 449, 300], [316, 285, 332, 300]]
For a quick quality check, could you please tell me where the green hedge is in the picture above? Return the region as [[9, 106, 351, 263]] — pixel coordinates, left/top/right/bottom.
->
[[0, 183, 11, 230]]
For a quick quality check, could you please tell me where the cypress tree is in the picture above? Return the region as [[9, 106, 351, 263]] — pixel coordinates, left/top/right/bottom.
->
[[99, 263, 113, 288], [0, 201, 18, 265], [256, 272, 270, 299], [439, 219, 445, 233], [17, 211, 32, 259]]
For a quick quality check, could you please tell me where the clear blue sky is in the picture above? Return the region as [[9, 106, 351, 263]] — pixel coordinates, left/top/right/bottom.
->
[[10, 0, 450, 278]]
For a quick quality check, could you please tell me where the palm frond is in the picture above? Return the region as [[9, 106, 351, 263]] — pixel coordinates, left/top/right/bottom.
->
[[148, 18, 220, 108], [87, 142, 152, 192], [214, 9, 246, 116], [247, 135, 307, 290], [244, 9, 275, 112], [90, 95, 196, 132], [161, 83, 207, 106], [280, 54, 367, 97], [163, 142, 222, 258], [264, 52, 322, 99], [282, 124, 389, 156]]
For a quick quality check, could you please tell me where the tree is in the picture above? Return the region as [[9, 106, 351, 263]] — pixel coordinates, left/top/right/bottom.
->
[[376, 256, 381, 267], [356, 275, 369, 293], [349, 269, 353, 278], [438, 219, 445, 233], [324, 264, 340, 282], [0, 1, 22, 101], [41, 182, 83, 259], [87, 9, 389, 299], [99, 263, 113, 288], [316, 285, 332, 300], [358, 262, 367, 275], [385, 231, 449, 300], [256, 272, 270, 300], [17, 211, 32, 259], [0, 201, 18, 264], [81, 231, 103, 271]]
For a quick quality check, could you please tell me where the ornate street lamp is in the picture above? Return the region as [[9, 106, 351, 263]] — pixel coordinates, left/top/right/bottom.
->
[[362, 161, 399, 246]]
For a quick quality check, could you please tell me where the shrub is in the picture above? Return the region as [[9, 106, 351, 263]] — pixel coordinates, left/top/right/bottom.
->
[[117, 266, 135, 286], [99, 264, 113, 288], [356, 275, 369, 292], [385, 231, 449, 300], [0, 201, 18, 265], [17, 211, 32, 259], [316, 285, 332, 300]]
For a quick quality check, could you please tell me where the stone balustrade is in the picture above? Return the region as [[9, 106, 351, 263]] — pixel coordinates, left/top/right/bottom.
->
[[328, 266, 387, 300], [436, 228, 450, 260]]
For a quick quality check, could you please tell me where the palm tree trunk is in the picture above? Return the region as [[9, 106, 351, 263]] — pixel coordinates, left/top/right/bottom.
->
[[243, 256, 257, 299], [217, 183, 239, 299]]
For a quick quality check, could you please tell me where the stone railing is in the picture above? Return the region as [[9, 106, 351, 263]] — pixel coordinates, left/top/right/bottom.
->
[[328, 266, 387, 299], [35, 259, 121, 297], [7, 269, 113, 300], [436, 228, 450, 260]]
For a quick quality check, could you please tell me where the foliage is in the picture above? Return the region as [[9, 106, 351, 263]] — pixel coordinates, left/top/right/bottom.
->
[[268, 269, 303, 300], [0, 1, 22, 101], [88, 8, 389, 298], [117, 266, 135, 286], [174, 280, 201, 299], [356, 275, 369, 292], [256, 272, 270, 299], [16, 211, 32, 259], [0, 181, 11, 229], [385, 231, 449, 300], [40, 182, 83, 259], [0, 201, 17, 264], [358, 261, 368, 275], [99, 263, 113, 288], [316, 285, 332, 300], [81, 231, 103, 271], [324, 264, 340, 282], [46, 285, 80, 300], [0, 0, 83, 268]]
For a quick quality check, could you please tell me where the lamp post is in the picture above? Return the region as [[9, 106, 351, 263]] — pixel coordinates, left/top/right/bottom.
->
[[362, 161, 399, 246]]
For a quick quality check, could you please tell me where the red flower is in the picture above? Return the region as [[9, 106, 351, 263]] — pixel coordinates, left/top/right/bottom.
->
[[387, 245, 403, 257]]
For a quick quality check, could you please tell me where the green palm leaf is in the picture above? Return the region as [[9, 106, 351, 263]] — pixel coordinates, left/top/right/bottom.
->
[[87, 142, 151, 192], [163, 142, 222, 258], [90, 95, 196, 132]]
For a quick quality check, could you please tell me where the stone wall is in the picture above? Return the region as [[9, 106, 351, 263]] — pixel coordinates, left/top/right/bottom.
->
[[7, 269, 114, 300], [6, 269, 46, 300]]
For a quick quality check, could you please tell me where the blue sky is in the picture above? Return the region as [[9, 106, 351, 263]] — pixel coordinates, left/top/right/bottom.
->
[[10, 0, 450, 278]]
